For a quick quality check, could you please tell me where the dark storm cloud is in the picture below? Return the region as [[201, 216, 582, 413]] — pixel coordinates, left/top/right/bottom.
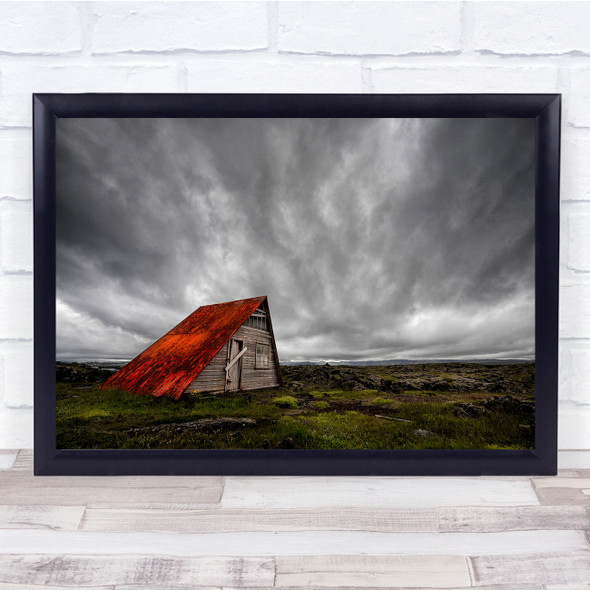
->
[[56, 116, 535, 361]]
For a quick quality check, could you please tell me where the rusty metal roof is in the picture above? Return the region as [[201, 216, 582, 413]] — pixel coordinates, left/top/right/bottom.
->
[[101, 296, 267, 400]]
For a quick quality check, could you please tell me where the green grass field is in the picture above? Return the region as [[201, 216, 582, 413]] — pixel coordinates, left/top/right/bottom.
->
[[56, 362, 535, 450]]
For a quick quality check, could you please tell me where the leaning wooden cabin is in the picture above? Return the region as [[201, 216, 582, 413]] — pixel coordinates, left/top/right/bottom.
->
[[101, 296, 282, 400]]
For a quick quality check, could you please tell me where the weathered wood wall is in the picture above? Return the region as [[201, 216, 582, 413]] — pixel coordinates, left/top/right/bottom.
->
[[183, 324, 281, 394], [184, 342, 228, 393], [231, 324, 281, 391]]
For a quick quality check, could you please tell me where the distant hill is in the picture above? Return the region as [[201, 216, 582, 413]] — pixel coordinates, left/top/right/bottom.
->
[[282, 359, 534, 366], [61, 358, 534, 371]]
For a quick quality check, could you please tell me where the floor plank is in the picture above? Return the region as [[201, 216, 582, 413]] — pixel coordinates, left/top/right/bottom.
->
[[0, 451, 17, 470], [557, 470, 587, 478], [437, 506, 590, 532], [533, 487, 590, 506], [80, 507, 438, 533], [0, 470, 223, 506], [533, 478, 590, 489], [0, 530, 585, 557], [0, 584, 114, 590], [0, 506, 84, 530], [12, 450, 32, 471], [275, 555, 471, 588], [0, 555, 274, 587], [80, 505, 590, 534], [1, 448, 589, 588], [86, 503, 222, 510], [221, 477, 540, 509], [471, 552, 590, 585], [225, 587, 545, 590], [115, 587, 220, 590]]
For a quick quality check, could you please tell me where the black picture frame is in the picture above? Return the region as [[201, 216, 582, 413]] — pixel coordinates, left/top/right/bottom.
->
[[34, 93, 560, 476]]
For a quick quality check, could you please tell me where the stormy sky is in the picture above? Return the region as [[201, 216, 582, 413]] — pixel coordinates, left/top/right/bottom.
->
[[56, 116, 535, 362]]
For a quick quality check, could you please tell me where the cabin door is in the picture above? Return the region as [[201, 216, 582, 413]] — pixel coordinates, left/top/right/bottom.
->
[[226, 339, 243, 391]]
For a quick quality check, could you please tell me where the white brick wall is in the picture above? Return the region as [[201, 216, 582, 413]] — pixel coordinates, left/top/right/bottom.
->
[[91, 2, 269, 54], [0, 345, 33, 409], [0, 200, 32, 273], [277, 2, 462, 56], [569, 68, 590, 127], [472, 2, 590, 56], [0, 275, 33, 341], [371, 64, 559, 93], [0, 1, 589, 449], [568, 214, 590, 272], [0, 132, 33, 199], [561, 134, 590, 200], [185, 59, 363, 93], [0, 2, 83, 55]]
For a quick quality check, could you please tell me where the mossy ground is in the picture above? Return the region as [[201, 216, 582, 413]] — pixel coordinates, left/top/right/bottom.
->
[[56, 362, 535, 450]]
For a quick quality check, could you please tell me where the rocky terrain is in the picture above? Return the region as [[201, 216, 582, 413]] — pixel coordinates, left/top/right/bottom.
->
[[56, 361, 535, 450], [282, 361, 534, 397], [56, 362, 116, 385]]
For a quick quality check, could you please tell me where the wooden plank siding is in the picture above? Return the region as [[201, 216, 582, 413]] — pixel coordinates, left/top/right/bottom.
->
[[230, 324, 281, 391], [184, 343, 229, 393], [183, 323, 281, 394]]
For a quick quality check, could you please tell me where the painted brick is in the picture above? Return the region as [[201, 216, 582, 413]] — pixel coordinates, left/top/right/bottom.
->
[[561, 134, 590, 200], [560, 346, 590, 404], [560, 205, 572, 273], [0, 63, 179, 128], [0, 132, 31, 199], [0, 408, 32, 448], [1, 345, 33, 409], [568, 69, 590, 128], [371, 65, 559, 93], [473, 2, 590, 55], [91, 2, 268, 54], [0, 200, 32, 273], [277, 2, 461, 56], [559, 402, 590, 449], [186, 59, 362, 93], [0, 275, 32, 340], [0, 2, 82, 55], [560, 285, 590, 339], [568, 214, 590, 272]]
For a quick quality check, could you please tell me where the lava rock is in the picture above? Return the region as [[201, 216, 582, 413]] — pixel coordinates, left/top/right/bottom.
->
[[453, 403, 487, 417], [277, 437, 295, 449], [483, 395, 534, 415], [413, 428, 436, 438]]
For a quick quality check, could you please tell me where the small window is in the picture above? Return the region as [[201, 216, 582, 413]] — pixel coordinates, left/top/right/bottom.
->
[[245, 314, 268, 331], [255, 343, 270, 369]]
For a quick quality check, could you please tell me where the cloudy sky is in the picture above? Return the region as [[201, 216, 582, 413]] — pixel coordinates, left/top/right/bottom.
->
[[56, 116, 535, 362]]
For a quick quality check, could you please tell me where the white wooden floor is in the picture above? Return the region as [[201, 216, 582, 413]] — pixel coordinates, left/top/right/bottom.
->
[[0, 450, 589, 589]]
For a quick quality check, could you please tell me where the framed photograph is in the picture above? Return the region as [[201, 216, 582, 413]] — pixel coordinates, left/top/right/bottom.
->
[[34, 94, 560, 475]]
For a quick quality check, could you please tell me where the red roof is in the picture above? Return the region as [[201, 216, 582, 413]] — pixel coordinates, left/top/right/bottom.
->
[[101, 296, 267, 400]]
